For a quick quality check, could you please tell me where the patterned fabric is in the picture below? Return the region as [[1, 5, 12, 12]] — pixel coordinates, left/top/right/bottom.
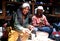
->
[[8, 30, 19, 41], [32, 15, 50, 26], [8, 30, 29, 41]]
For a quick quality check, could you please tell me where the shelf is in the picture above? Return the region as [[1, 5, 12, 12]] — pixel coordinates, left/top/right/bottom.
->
[[6, 1, 23, 5], [35, 3, 52, 6], [6, 1, 33, 5], [1, 0, 60, 20], [45, 14, 60, 18], [5, 16, 12, 20]]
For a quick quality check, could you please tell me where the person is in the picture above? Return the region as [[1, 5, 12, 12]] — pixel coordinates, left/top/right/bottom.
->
[[32, 6, 53, 36], [8, 2, 32, 41], [53, 21, 60, 31], [13, 2, 31, 32]]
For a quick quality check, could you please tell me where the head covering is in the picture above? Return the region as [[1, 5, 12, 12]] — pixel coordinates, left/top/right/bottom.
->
[[35, 8, 38, 14], [35, 6, 44, 14], [37, 6, 44, 10], [22, 2, 30, 9]]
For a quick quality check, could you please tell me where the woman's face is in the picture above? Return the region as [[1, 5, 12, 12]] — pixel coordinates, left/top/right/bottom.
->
[[37, 9, 43, 15], [22, 7, 29, 15], [36, 9, 43, 17]]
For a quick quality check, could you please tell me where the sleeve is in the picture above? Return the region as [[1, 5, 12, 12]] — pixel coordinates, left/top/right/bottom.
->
[[43, 15, 50, 26], [32, 16, 36, 26], [13, 12, 24, 31], [28, 14, 32, 24]]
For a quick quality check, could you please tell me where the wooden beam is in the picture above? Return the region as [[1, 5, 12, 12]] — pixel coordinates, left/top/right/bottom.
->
[[1, 0, 6, 19], [31, 1, 35, 15]]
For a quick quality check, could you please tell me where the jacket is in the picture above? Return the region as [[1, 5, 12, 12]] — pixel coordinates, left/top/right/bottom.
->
[[13, 9, 31, 31]]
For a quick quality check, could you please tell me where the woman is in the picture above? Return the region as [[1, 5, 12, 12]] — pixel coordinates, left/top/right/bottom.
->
[[32, 6, 53, 35], [8, 2, 31, 41]]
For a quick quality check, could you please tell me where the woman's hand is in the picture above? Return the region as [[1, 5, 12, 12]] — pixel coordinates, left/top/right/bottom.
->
[[22, 28, 31, 34], [28, 25, 34, 31], [39, 22, 45, 27]]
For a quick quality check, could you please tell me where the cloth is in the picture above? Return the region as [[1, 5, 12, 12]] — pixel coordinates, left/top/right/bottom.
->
[[13, 9, 31, 31], [32, 15, 50, 27], [32, 26, 53, 34], [8, 30, 19, 41], [53, 22, 60, 31], [8, 30, 30, 41]]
